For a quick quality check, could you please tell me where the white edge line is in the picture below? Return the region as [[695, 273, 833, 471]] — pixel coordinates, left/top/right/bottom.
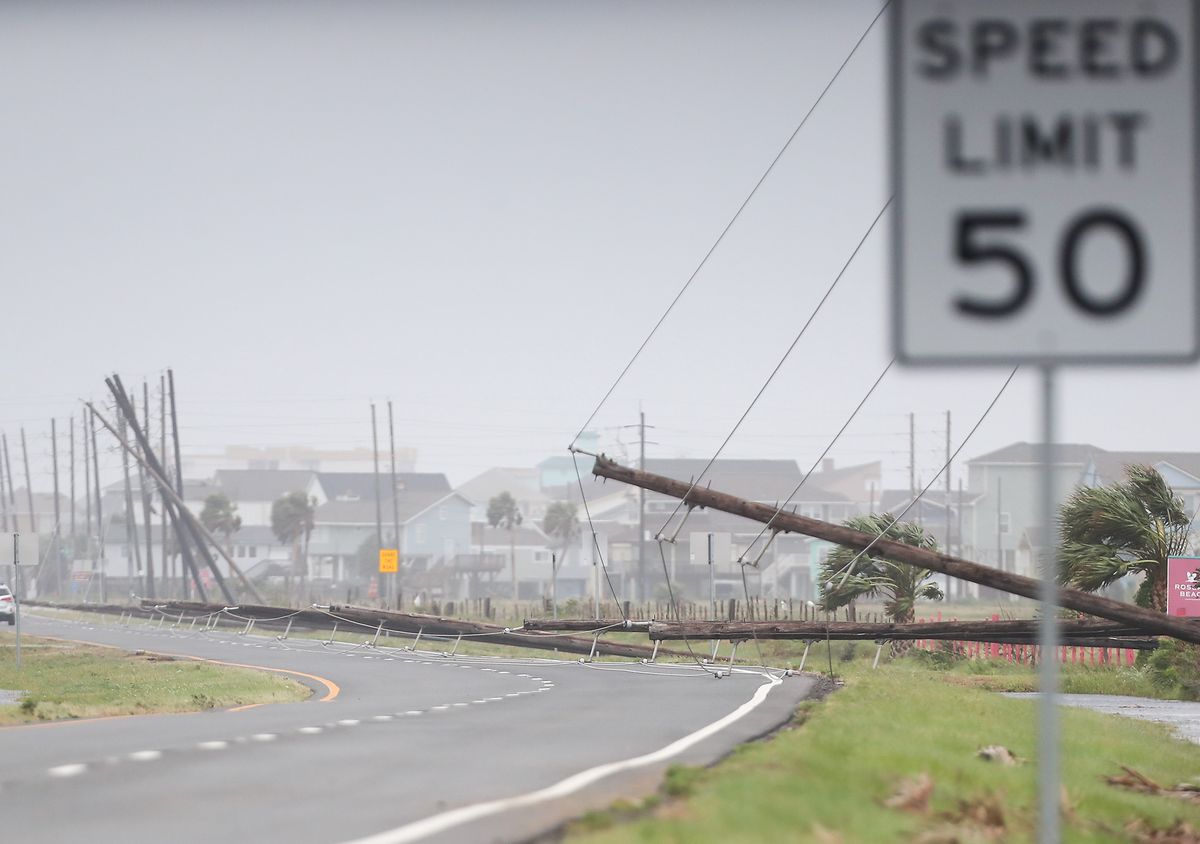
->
[[338, 671, 783, 844]]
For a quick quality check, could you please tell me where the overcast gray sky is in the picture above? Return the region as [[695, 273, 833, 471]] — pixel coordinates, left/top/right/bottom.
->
[[3, 0, 1197, 495]]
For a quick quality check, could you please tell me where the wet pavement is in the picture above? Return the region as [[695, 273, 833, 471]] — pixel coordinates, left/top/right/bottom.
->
[[1006, 693, 1200, 744]]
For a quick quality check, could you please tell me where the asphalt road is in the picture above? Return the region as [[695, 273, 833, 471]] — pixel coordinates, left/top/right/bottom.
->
[[2, 610, 818, 844]]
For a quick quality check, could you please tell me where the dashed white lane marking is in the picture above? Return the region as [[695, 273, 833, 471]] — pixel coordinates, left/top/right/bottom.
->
[[128, 750, 162, 762], [373, 715, 393, 721], [197, 741, 228, 750], [517, 674, 530, 678], [485, 697, 503, 702], [298, 727, 323, 735], [497, 671, 510, 675], [403, 710, 423, 716], [480, 668, 496, 672], [451, 703, 468, 708], [504, 693, 520, 698], [431, 705, 450, 711], [472, 700, 488, 704], [338, 719, 361, 726], [48, 763, 87, 778], [251, 733, 277, 742]]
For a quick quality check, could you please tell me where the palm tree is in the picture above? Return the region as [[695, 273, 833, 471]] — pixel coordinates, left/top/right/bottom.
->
[[542, 501, 580, 610], [1058, 464, 1191, 611], [199, 493, 242, 557], [818, 513, 944, 627], [271, 491, 316, 603], [487, 491, 522, 603]]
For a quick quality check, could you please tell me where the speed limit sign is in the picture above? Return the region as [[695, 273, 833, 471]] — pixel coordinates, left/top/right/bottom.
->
[[892, 0, 1198, 364]]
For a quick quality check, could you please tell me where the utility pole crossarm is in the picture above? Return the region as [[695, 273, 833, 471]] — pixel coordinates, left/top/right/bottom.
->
[[590, 455, 1200, 645]]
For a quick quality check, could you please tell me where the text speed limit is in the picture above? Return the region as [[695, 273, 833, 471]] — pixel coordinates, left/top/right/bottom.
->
[[892, 0, 1198, 365]]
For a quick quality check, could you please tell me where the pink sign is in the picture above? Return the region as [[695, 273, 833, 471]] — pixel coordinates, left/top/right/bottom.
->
[[1167, 556, 1200, 617]]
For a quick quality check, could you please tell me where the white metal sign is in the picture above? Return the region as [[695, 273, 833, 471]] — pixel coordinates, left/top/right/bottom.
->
[[892, 0, 1198, 364]]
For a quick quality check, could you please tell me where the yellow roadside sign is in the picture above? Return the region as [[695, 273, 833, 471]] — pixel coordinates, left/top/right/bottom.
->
[[378, 548, 399, 573]]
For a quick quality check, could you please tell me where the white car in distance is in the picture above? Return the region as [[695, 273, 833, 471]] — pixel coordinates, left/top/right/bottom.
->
[[0, 584, 14, 625]]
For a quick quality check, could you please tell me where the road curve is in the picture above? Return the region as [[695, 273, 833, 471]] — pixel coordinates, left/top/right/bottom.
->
[[2, 610, 817, 844]]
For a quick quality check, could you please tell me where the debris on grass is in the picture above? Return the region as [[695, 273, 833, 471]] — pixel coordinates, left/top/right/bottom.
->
[[883, 773, 934, 814], [1124, 819, 1200, 843], [915, 795, 1009, 843], [1106, 766, 1200, 802], [976, 745, 1023, 766]]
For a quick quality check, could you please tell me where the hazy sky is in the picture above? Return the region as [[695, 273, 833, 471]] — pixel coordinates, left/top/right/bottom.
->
[[3, 1, 1197, 496]]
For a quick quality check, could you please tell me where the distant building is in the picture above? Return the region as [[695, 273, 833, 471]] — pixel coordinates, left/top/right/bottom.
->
[[181, 444, 416, 479]]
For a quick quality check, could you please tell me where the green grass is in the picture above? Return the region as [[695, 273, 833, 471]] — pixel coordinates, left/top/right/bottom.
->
[[568, 658, 1200, 843], [0, 632, 308, 724]]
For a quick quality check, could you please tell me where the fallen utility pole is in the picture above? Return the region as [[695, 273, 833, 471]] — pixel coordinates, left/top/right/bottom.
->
[[141, 600, 672, 661], [591, 456, 1200, 645], [646, 620, 1157, 649], [524, 618, 652, 633]]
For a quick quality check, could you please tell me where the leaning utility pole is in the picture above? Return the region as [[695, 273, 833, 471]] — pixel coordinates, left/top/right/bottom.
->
[[387, 400, 401, 609], [591, 455, 1200, 644], [90, 410, 106, 602], [139, 382, 155, 599], [371, 403, 383, 604], [20, 428, 36, 535], [51, 418, 62, 596]]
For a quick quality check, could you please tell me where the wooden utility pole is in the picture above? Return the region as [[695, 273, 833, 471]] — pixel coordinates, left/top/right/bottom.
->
[[107, 376, 235, 602], [168, 369, 190, 600], [20, 428, 36, 535], [371, 403, 383, 602], [89, 411, 106, 602], [2, 435, 15, 533], [944, 410, 952, 598], [69, 416, 76, 578], [638, 410, 646, 603], [139, 381, 156, 599], [119, 407, 142, 593], [591, 456, 1200, 644], [0, 436, 8, 533], [160, 374, 172, 596], [908, 412, 916, 500], [51, 418, 61, 595], [104, 377, 252, 601], [82, 416, 92, 566], [387, 400, 401, 609]]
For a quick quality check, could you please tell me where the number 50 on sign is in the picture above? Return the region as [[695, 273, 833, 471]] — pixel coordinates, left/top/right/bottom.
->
[[892, 0, 1198, 365]]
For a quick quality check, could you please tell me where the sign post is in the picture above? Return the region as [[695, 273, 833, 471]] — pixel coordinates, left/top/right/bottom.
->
[[892, 3, 1197, 841]]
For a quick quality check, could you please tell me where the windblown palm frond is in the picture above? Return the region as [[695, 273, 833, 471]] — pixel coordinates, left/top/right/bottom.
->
[[818, 513, 943, 623], [1057, 464, 1192, 610]]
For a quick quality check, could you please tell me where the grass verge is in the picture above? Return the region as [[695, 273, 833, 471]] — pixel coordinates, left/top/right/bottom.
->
[[0, 632, 308, 725], [568, 658, 1200, 843]]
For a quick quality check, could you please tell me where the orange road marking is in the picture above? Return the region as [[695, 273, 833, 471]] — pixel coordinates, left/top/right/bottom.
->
[[1, 633, 341, 731]]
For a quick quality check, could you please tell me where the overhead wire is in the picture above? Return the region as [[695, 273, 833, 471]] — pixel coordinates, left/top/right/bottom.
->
[[654, 197, 893, 541], [825, 366, 1021, 590], [568, 0, 893, 448]]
